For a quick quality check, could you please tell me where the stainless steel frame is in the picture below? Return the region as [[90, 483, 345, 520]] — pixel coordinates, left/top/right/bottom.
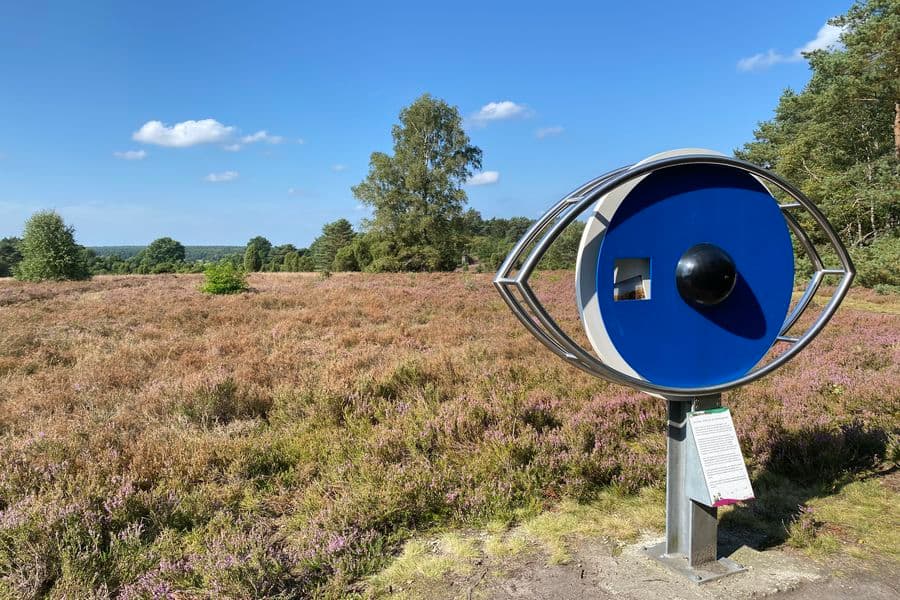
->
[[493, 154, 855, 397]]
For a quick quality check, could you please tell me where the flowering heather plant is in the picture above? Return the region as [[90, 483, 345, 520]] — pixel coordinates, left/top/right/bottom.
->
[[0, 273, 896, 598]]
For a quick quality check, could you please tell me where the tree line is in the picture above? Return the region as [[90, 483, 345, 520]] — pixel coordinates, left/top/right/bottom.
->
[[1, 0, 896, 286], [0, 94, 555, 280], [0, 209, 555, 280]]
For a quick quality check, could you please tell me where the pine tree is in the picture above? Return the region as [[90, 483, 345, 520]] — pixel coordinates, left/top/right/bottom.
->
[[0, 237, 22, 277], [312, 219, 355, 273], [737, 0, 899, 247]]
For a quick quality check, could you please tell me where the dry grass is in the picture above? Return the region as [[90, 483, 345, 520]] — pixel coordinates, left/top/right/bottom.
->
[[0, 273, 896, 598]]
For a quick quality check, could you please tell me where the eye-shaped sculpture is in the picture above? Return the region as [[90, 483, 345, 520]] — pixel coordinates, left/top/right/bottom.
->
[[494, 149, 854, 397]]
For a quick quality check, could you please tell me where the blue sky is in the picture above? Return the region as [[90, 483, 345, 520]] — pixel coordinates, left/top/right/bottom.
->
[[0, 1, 850, 246]]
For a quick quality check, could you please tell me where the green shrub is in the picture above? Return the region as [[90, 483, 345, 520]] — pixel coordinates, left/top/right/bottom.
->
[[793, 234, 899, 289], [852, 234, 900, 288], [874, 283, 900, 295], [14, 210, 90, 281], [149, 261, 178, 274], [200, 261, 248, 294], [332, 244, 359, 271]]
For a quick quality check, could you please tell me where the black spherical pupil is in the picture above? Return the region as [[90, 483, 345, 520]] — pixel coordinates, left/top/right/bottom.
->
[[675, 243, 737, 306]]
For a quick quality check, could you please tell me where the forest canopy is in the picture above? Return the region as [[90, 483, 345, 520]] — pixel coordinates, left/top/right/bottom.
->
[[736, 0, 899, 285]]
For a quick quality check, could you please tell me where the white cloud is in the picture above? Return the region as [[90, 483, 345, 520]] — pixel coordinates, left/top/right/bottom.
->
[[223, 144, 242, 152], [133, 119, 235, 147], [286, 188, 319, 199], [536, 126, 564, 139], [469, 101, 531, 126], [204, 170, 239, 183], [331, 164, 347, 172], [467, 171, 499, 186], [113, 149, 147, 160], [801, 23, 845, 53], [737, 49, 786, 71], [296, 138, 306, 145], [241, 130, 284, 144], [737, 23, 845, 71]]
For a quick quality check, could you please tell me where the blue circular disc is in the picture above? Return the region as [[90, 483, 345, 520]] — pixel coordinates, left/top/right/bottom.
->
[[595, 163, 794, 387]]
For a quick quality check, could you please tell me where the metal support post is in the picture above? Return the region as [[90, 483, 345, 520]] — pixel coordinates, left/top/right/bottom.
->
[[644, 394, 746, 583]]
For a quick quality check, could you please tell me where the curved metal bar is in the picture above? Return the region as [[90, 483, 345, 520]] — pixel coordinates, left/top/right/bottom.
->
[[496, 282, 578, 360], [779, 209, 828, 334], [517, 281, 600, 364], [495, 166, 630, 283], [783, 210, 824, 270], [493, 153, 855, 397], [781, 269, 825, 335], [735, 161, 855, 364], [517, 168, 632, 282], [564, 167, 633, 201], [495, 166, 636, 373], [495, 199, 573, 283]]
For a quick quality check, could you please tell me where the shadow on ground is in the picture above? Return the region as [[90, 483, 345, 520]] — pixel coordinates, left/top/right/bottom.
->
[[718, 421, 892, 556]]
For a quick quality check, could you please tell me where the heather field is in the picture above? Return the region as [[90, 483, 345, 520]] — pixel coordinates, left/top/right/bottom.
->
[[0, 273, 897, 599]]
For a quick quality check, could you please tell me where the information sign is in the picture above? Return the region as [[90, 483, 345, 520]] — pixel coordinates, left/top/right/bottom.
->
[[687, 408, 753, 507]]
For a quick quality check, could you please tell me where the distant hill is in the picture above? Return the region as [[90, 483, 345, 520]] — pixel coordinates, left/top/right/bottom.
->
[[89, 246, 244, 261]]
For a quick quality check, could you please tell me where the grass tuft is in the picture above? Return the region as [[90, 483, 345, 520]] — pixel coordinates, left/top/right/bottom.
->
[[367, 538, 472, 598], [791, 477, 900, 560], [520, 487, 665, 564]]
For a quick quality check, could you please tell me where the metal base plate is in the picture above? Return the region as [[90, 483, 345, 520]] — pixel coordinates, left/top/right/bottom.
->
[[644, 542, 747, 584]]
